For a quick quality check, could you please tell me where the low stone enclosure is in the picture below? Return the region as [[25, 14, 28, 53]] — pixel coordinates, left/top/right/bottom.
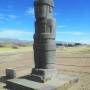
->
[[6, 0, 78, 90]]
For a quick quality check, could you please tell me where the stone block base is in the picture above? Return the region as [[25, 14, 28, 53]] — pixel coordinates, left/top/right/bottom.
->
[[30, 68, 57, 83], [6, 68, 16, 79], [7, 74, 78, 90]]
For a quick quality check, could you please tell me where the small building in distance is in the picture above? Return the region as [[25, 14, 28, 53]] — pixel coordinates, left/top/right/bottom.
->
[[56, 41, 82, 47]]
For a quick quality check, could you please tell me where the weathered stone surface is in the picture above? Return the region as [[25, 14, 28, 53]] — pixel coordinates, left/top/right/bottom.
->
[[6, 68, 16, 79], [7, 74, 78, 90], [32, 0, 57, 83], [30, 69, 57, 83]]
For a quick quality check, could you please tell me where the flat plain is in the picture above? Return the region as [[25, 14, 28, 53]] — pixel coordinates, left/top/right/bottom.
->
[[0, 46, 90, 90]]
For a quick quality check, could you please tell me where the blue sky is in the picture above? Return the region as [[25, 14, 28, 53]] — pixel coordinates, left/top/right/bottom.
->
[[0, 0, 90, 43]]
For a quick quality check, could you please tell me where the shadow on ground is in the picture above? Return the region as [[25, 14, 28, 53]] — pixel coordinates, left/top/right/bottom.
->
[[0, 76, 9, 89]]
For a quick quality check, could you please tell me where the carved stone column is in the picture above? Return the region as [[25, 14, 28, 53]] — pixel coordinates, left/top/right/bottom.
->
[[31, 0, 57, 83]]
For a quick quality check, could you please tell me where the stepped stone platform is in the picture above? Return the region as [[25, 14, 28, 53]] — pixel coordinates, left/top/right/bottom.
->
[[7, 74, 78, 90]]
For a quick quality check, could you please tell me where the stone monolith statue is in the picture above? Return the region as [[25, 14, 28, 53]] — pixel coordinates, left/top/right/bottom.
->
[[31, 0, 57, 83]]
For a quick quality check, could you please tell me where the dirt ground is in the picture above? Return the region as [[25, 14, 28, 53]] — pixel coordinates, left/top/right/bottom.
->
[[58, 71, 90, 90], [0, 48, 90, 90]]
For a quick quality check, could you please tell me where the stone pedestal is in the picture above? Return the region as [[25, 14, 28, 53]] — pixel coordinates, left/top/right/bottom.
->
[[7, 74, 78, 90], [30, 69, 57, 83]]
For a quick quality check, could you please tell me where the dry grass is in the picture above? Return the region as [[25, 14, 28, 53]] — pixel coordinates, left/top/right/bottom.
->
[[0, 46, 90, 90]]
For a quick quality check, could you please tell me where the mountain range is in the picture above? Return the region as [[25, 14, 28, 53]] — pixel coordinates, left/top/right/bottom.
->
[[0, 38, 32, 45]]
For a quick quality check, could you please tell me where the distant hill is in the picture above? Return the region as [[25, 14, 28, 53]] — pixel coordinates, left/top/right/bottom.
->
[[0, 38, 33, 46], [0, 38, 87, 47]]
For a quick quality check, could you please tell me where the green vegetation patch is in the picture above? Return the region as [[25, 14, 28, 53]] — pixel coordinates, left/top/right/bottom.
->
[[0, 46, 33, 53]]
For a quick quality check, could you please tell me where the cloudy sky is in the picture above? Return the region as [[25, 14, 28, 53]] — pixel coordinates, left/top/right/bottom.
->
[[0, 0, 90, 43]]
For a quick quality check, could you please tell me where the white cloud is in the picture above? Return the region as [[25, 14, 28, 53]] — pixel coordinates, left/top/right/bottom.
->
[[25, 7, 34, 16], [57, 25, 66, 28], [7, 15, 17, 20], [54, 12, 60, 17], [0, 14, 17, 22], [0, 14, 5, 21], [56, 31, 85, 36], [0, 29, 34, 40]]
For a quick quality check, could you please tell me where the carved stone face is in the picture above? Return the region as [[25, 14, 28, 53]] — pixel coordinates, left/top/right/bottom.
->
[[40, 24, 46, 33], [47, 19, 53, 27]]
